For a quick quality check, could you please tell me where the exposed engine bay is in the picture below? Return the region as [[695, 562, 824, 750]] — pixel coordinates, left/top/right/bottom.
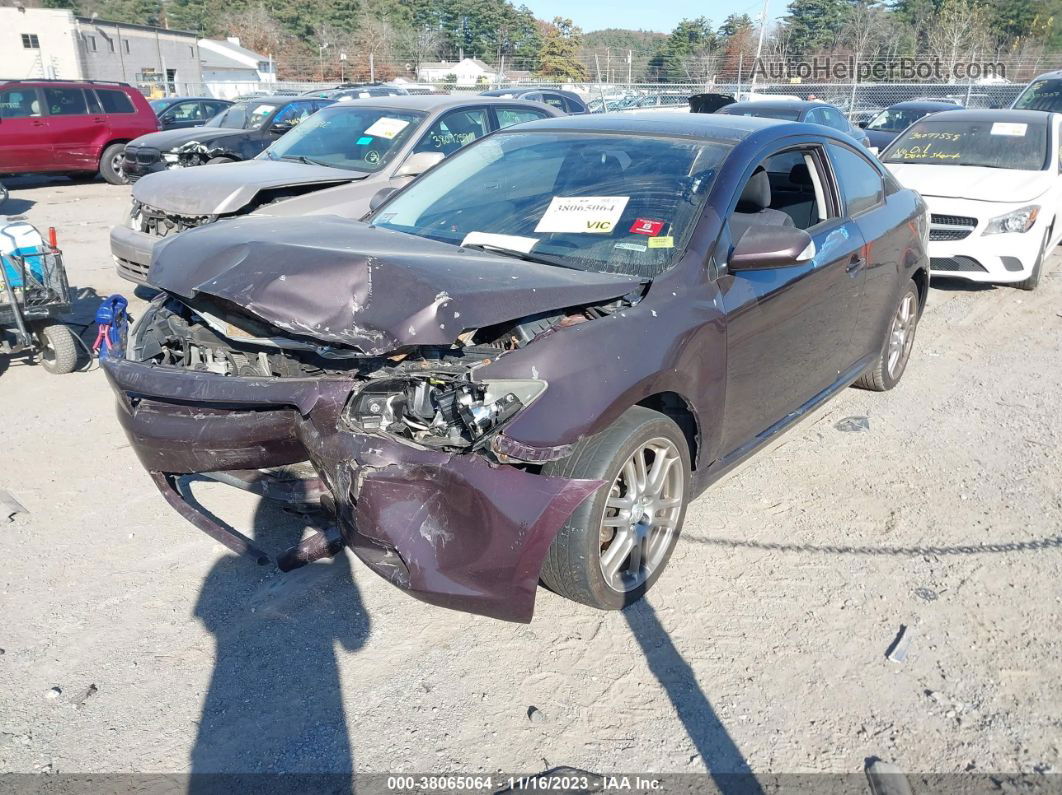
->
[[130, 292, 633, 453]]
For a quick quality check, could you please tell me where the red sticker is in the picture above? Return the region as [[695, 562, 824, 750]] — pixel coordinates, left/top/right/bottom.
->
[[630, 219, 665, 236]]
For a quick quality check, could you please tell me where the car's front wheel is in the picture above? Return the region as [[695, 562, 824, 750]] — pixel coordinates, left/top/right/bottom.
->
[[1013, 226, 1050, 291], [854, 279, 920, 391], [541, 406, 691, 610]]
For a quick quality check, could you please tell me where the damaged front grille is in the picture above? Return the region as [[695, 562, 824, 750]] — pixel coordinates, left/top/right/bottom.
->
[[130, 202, 216, 239]]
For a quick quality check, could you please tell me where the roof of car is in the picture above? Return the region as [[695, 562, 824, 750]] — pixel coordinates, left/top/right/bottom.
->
[[722, 100, 829, 113], [155, 96, 228, 103], [320, 94, 553, 111], [505, 110, 791, 141], [916, 108, 1055, 124], [887, 100, 963, 111], [231, 95, 328, 105], [480, 88, 584, 100]]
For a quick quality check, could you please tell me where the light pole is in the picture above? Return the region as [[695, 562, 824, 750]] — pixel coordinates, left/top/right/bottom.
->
[[318, 42, 330, 81]]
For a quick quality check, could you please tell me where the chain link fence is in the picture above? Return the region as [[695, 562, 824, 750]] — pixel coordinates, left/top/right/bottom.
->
[[162, 76, 1028, 121]]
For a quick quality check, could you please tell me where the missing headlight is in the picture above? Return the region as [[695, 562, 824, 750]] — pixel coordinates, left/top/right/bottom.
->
[[344, 376, 545, 449]]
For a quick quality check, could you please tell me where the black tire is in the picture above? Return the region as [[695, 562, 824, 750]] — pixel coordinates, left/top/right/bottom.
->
[[854, 279, 920, 392], [35, 323, 79, 374], [0, 181, 8, 208], [206, 156, 236, 165], [541, 406, 691, 610], [1013, 227, 1049, 291], [99, 143, 128, 185]]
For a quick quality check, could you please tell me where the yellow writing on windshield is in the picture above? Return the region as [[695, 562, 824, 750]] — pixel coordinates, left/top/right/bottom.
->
[[894, 143, 961, 160]]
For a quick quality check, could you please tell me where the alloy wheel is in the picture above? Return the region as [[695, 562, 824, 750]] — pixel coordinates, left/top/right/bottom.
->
[[598, 437, 684, 593], [886, 291, 917, 379]]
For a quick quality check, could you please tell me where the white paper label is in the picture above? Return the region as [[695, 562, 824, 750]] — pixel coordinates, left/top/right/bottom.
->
[[535, 196, 630, 234], [461, 232, 539, 253], [365, 117, 411, 139], [990, 122, 1027, 136]]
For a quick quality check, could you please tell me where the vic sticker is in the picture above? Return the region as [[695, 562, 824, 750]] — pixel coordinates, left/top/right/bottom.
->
[[364, 117, 411, 140], [535, 196, 630, 234]]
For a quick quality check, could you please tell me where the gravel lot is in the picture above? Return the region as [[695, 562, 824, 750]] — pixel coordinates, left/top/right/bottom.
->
[[1, 177, 1060, 782]]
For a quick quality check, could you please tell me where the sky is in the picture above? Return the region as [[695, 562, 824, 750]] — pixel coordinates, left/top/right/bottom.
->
[[521, 0, 789, 34]]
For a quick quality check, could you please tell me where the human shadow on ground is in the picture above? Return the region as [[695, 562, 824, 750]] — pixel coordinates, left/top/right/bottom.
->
[[623, 599, 763, 795], [186, 486, 370, 792]]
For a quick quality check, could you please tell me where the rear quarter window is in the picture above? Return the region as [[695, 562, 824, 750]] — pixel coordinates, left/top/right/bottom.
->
[[96, 89, 136, 114]]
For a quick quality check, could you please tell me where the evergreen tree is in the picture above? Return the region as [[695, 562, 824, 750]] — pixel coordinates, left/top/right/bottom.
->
[[538, 17, 586, 80], [784, 0, 849, 53]]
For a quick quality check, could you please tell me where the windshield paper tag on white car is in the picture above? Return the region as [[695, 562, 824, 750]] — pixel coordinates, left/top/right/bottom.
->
[[535, 196, 630, 234], [364, 117, 410, 139], [990, 122, 1027, 136]]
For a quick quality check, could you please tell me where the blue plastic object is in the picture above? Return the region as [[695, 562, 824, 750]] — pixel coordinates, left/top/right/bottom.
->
[[93, 294, 129, 360]]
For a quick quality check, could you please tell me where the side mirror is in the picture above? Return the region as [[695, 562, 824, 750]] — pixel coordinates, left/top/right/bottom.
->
[[728, 224, 815, 272], [393, 151, 444, 179], [369, 187, 398, 212], [857, 120, 868, 128], [270, 122, 294, 136]]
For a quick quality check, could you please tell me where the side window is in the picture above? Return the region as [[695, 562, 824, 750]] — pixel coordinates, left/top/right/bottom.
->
[[827, 144, 884, 216], [272, 102, 315, 127], [495, 106, 549, 129], [203, 101, 228, 119], [0, 88, 41, 118], [413, 108, 490, 155], [822, 107, 850, 131], [85, 90, 103, 114], [163, 101, 205, 123], [733, 147, 834, 232], [44, 87, 88, 116], [540, 93, 566, 112], [96, 89, 134, 114], [562, 96, 583, 114]]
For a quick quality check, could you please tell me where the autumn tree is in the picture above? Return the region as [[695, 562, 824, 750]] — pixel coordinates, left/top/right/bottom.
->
[[537, 17, 587, 80]]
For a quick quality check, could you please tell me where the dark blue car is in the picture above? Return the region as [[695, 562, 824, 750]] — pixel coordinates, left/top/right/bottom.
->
[[858, 100, 960, 150]]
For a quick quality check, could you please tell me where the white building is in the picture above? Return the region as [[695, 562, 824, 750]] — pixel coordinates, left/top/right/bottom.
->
[[417, 58, 497, 86], [198, 37, 276, 98], [0, 7, 203, 93]]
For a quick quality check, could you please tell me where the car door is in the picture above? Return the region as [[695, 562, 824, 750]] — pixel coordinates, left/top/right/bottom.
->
[[158, 100, 207, 130], [718, 141, 868, 455], [42, 87, 98, 170], [0, 86, 51, 172], [825, 142, 908, 362]]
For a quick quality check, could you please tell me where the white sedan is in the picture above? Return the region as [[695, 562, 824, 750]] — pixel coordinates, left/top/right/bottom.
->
[[881, 109, 1062, 290]]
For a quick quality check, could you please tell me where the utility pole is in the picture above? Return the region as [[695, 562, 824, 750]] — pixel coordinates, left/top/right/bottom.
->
[[370, 52, 375, 82], [606, 47, 610, 84], [750, 0, 769, 93], [594, 53, 601, 83], [627, 50, 632, 87]]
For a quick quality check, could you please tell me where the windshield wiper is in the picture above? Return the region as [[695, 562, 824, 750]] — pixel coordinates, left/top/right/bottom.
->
[[281, 154, 329, 166], [460, 243, 586, 271]]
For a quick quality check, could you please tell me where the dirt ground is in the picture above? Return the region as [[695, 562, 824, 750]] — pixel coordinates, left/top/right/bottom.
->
[[0, 177, 1059, 783]]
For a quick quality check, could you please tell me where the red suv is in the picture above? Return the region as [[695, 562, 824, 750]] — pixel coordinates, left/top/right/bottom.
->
[[0, 79, 159, 185]]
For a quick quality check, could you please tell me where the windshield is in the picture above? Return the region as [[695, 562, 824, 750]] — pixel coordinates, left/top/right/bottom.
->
[[1013, 78, 1062, 112], [721, 107, 802, 121], [371, 131, 730, 278], [263, 106, 424, 172], [866, 108, 930, 132], [882, 118, 1049, 170], [206, 101, 279, 130]]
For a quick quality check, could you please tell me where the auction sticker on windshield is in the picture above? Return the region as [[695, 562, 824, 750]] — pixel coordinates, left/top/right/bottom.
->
[[535, 196, 630, 234], [991, 122, 1028, 136], [365, 117, 411, 139]]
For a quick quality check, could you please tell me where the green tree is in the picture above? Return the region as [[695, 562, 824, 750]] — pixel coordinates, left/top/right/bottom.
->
[[537, 16, 586, 80], [784, 0, 848, 53], [657, 17, 718, 83]]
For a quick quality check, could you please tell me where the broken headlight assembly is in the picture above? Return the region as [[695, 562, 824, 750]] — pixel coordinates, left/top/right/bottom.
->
[[343, 376, 546, 449]]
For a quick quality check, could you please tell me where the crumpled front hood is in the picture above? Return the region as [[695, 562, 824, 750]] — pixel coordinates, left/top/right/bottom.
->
[[149, 216, 643, 356], [886, 163, 1053, 203], [127, 127, 243, 152], [132, 160, 362, 216]]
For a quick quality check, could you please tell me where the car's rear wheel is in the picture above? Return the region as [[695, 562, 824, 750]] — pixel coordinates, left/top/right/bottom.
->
[[1013, 227, 1049, 291], [99, 143, 128, 185], [540, 406, 691, 610], [853, 279, 920, 392]]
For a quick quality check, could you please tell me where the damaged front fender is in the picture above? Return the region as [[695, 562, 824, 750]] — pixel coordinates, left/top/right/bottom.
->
[[347, 458, 602, 622]]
